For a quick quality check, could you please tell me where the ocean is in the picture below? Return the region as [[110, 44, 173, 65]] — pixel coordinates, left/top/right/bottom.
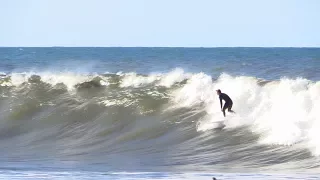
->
[[0, 47, 319, 179]]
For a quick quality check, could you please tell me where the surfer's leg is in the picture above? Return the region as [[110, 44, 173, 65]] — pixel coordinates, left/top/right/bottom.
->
[[222, 109, 226, 117], [222, 103, 228, 117], [228, 107, 235, 113], [227, 102, 235, 113]]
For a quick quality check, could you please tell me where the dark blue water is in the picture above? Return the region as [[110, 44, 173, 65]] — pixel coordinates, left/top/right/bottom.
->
[[1, 47, 319, 80]]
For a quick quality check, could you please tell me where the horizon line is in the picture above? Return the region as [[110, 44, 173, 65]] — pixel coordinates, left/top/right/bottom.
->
[[0, 46, 320, 48]]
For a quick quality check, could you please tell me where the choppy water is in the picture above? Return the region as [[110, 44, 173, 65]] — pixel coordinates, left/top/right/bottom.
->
[[0, 47, 320, 179]]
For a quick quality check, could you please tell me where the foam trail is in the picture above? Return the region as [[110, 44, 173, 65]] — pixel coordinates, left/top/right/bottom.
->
[[171, 73, 320, 155]]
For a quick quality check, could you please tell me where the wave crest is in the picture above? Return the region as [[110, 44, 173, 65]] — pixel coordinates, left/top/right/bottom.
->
[[1, 69, 320, 157]]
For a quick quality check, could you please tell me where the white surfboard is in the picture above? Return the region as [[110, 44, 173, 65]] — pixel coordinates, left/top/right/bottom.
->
[[212, 121, 226, 129]]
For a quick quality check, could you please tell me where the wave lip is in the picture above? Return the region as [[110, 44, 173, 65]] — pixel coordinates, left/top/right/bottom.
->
[[0, 68, 191, 90]]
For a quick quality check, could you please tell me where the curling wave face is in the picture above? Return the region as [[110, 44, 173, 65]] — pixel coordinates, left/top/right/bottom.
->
[[0, 68, 320, 172]]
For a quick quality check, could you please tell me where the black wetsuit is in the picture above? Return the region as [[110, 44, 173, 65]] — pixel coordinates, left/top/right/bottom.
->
[[219, 93, 233, 117]]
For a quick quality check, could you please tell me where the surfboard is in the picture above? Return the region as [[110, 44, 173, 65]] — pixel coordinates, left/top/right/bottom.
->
[[212, 121, 225, 129]]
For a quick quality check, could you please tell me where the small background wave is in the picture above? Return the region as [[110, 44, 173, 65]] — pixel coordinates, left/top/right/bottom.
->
[[1, 47, 320, 81]]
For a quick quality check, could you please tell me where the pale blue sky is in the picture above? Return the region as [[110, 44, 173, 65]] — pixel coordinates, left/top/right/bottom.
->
[[1, 0, 319, 47]]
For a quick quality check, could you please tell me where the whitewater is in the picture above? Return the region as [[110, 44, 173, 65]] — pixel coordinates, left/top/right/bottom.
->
[[0, 47, 320, 179]]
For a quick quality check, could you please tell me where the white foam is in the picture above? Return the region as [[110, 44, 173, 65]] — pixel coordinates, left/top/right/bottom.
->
[[171, 72, 214, 108], [6, 72, 109, 91], [10, 72, 32, 86], [99, 78, 110, 86], [171, 73, 320, 155], [100, 98, 137, 107], [120, 72, 160, 88], [119, 68, 191, 88], [40, 72, 95, 90], [157, 68, 191, 87], [2, 69, 193, 90]]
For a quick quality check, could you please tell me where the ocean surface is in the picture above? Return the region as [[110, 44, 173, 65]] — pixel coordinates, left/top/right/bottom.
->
[[0, 47, 320, 179]]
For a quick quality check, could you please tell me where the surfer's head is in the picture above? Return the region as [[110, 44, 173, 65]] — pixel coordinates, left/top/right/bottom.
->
[[216, 89, 221, 95]]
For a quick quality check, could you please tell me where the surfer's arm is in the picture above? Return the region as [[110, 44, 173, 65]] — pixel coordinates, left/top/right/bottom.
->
[[219, 97, 222, 109]]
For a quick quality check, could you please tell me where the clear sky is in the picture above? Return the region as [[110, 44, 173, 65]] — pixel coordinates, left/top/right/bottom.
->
[[1, 0, 319, 47]]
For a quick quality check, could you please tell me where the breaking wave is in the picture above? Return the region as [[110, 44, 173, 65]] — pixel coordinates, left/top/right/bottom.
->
[[0, 68, 320, 171]]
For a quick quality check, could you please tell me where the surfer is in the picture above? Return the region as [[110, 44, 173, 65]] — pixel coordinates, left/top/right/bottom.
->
[[216, 89, 235, 117]]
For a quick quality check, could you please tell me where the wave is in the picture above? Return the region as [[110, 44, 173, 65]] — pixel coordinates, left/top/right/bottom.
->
[[0, 68, 320, 170], [171, 72, 320, 155], [0, 68, 190, 90]]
